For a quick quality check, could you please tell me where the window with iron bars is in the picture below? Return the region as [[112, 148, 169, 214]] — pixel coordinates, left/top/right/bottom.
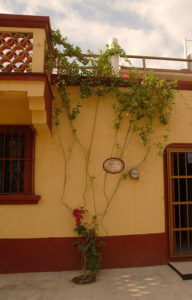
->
[[0, 126, 40, 204]]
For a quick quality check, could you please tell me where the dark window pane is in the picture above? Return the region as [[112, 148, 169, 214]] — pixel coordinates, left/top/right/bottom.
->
[[180, 205, 187, 228], [173, 153, 178, 176], [187, 153, 192, 175], [4, 160, 10, 192], [175, 231, 180, 254], [5, 134, 11, 158], [19, 160, 24, 192], [181, 231, 188, 254], [179, 153, 186, 176], [11, 160, 18, 192], [12, 134, 19, 158], [0, 160, 3, 192], [189, 231, 192, 254], [180, 179, 186, 202], [20, 134, 25, 158], [176, 231, 190, 255], [188, 179, 192, 201], [189, 205, 192, 227], [172, 179, 178, 202], [174, 205, 179, 228], [0, 134, 4, 157]]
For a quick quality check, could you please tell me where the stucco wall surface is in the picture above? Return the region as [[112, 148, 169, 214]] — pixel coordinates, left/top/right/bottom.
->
[[0, 87, 191, 238]]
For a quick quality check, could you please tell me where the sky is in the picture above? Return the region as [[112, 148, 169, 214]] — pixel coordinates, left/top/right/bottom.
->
[[1, 0, 192, 69]]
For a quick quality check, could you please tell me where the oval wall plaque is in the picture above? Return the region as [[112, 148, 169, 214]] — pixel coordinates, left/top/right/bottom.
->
[[103, 157, 125, 174]]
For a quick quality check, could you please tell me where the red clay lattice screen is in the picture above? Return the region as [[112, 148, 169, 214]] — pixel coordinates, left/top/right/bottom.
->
[[0, 32, 33, 72]]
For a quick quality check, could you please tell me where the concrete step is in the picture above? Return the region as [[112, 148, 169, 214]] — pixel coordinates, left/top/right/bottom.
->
[[169, 262, 192, 280]]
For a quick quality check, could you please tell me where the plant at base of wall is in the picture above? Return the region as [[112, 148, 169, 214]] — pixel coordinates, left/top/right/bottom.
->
[[72, 207, 105, 283]]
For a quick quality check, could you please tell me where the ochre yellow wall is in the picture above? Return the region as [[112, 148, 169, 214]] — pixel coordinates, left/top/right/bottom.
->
[[0, 91, 31, 124], [0, 87, 192, 238]]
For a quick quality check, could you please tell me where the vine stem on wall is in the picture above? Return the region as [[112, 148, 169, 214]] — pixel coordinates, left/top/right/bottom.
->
[[100, 122, 132, 234], [48, 30, 177, 239], [82, 96, 100, 215], [56, 125, 73, 212], [58, 95, 101, 214]]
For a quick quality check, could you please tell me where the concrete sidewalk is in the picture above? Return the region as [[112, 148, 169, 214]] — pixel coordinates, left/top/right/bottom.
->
[[0, 265, 192, 300]]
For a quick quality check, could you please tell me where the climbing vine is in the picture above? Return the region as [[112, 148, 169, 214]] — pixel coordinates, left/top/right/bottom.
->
[[46, 27, 177, 209], [46, 29, 176, 143], [45, 29, 177, 279]]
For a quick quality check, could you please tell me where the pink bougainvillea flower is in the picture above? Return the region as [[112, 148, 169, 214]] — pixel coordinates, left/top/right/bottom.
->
[[121, 73, 130, 78], [73, 207, 84, 226]]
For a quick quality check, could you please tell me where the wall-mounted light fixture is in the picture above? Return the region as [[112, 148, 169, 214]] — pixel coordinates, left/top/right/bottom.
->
[[129, 168, 139, 179]]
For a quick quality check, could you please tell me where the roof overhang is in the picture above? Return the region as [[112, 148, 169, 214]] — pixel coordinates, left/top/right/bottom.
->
[[0, 14, 51, 39], [0, 73, 52, 132]]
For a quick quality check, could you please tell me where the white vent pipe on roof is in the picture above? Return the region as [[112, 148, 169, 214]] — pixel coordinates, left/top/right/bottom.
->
[[184, 38, 192, 70], [187, 53, 192, 71], [108, 37, 119, 73]]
